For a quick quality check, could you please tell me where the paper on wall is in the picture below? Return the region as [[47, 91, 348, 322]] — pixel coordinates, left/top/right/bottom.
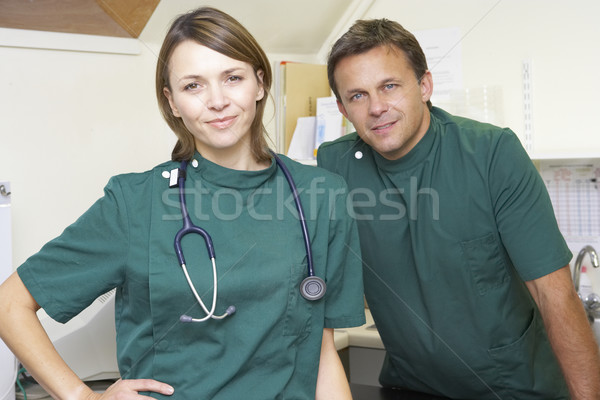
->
[[286, 116, 316, 160], [315, 96, 344, 153], [539, 159, 600, 292]]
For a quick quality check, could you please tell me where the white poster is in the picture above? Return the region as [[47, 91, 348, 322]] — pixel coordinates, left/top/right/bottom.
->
[[414, 27, 463, 103]]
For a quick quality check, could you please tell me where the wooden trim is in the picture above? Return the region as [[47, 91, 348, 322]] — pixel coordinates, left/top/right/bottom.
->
[[95, 0, 160, 38], [0, 0, 159, 38]]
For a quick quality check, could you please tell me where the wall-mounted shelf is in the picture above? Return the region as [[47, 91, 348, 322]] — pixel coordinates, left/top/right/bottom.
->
[[531, 153, 600, 161], [0, 27, 141, 55]]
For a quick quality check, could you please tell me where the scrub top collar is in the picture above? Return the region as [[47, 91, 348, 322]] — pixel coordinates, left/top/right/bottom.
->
[[371, 108, 440, 174], [188, 150, 277, 189]]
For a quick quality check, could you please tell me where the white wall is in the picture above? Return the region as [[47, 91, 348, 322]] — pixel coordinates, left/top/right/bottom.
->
[[0, 33, 171, 267], [364, 0, 600, 157]]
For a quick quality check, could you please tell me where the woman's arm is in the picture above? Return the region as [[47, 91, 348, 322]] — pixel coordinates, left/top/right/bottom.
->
[[315, 328, 352, 400], [0, 272, 95, 399], [0, 272, 174, 400]]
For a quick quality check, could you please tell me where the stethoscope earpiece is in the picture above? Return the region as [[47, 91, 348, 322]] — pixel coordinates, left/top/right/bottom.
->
[[180, 305, 236, 323], [300, 276, 326, 301]]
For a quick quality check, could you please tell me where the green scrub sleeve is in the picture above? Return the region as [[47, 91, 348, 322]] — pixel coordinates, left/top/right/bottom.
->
[[322, 175, 366, 329], [489, 130, 572, 281], [18, 176, 129, 323], [317, 140, 344, 176]]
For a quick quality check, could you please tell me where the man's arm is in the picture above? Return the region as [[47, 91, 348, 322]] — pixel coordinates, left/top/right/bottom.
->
[[316, 328, 352, 400], [526, 265, 600, 400]]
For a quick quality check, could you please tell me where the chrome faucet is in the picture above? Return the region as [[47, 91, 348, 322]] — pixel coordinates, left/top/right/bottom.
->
[[573, 246, 600, 323], [573, 245, 599, 294]]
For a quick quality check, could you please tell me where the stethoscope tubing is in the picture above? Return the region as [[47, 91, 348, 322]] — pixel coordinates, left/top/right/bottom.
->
[[174, 160, 229, 322], [174, 160, 215, 263], [180, 258, 229, 322], [270, 151, 316, 278]]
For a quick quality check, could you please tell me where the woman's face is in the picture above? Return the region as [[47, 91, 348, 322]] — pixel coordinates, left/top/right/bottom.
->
[[164, 40, 264, 166]]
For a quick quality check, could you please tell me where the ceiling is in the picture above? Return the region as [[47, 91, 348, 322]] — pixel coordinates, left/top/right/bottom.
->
[[0, 0, 363, 55], [146, 0, 356, 55]]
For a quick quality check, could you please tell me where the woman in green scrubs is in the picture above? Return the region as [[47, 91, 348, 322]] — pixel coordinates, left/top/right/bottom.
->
[[0, 7, 365, 399]]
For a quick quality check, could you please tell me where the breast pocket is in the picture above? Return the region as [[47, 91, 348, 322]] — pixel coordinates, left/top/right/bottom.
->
[[283, 262, 313, 337], [460, 233, 510, 296]]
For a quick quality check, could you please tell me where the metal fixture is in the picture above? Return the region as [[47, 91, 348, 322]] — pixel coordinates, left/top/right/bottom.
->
[[573, 246, 600, 324], [572, 245, 599, 294], [0, 185, 10, 197]]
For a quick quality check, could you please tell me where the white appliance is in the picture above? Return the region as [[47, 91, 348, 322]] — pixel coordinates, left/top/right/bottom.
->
[[0, 182, 17, 400], [37, 289, 119, 381]]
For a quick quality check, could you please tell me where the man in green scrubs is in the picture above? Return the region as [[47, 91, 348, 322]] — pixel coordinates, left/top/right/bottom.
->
[[317, 18, 600, 399]]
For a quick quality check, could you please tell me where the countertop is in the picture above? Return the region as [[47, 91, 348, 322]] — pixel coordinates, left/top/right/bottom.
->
[[334, 308, 383, 351], [350, 384, 451, 400], [341, 311, 452, 400]]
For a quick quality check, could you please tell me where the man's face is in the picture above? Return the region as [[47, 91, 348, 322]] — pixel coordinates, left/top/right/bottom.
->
[[334, 45, 433, 160]]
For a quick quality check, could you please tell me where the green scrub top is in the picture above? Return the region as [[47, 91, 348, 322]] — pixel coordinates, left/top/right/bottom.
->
[[317, 107, 572, 399], [18, 153, 365, 399]]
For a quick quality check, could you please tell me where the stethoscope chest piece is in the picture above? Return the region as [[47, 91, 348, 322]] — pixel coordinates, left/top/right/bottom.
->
[[300, 276, 326, 301]]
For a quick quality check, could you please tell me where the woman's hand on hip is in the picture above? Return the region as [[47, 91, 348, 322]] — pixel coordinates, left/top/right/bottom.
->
[[87, 378, 174, 399]]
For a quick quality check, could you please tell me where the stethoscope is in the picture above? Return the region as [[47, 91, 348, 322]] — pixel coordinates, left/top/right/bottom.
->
[[172, 151, 326, 323]]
